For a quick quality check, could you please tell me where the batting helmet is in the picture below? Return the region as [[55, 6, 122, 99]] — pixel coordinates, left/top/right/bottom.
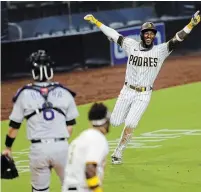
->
[[140, 22, 157, 41], [28, 50, 54, 81]]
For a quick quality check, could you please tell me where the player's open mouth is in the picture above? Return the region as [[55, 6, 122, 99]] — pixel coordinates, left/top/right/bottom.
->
[[146, 39, 152, 43]]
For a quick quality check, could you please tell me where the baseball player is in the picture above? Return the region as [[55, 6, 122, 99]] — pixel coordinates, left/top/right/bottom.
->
[[62, 103, 110, 192], [2, 50, 79, 191], [84, 11, 200, 164]]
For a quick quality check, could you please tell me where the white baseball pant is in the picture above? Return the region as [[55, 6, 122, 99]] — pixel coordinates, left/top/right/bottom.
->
[[110, 85, 152, 128]]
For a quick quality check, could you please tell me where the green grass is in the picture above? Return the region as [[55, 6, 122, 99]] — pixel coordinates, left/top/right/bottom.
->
[[1, 82, 201, 192]]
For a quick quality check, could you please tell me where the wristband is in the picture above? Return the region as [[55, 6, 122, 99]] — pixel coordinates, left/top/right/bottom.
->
[[86, 176, 100, 188], [95, 20, 102, 28], [184, 24, 193, 34], [5, 134, 15, 148], [93, 186, 103, 192], [175, 33, 183, 42]]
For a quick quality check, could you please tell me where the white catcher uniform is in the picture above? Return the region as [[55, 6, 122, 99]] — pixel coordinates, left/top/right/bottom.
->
[[62, 129, 109, 192], [110, 38, 172, 128], [10, 82, 79, 192]]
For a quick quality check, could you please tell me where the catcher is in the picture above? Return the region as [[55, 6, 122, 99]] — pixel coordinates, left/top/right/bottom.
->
[[2, 50, 79, 191]]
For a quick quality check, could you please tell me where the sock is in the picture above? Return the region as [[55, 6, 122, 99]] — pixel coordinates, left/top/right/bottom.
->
[[113, 127, 133, 158]]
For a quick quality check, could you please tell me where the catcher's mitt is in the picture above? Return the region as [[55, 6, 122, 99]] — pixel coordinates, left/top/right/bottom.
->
[[1, 154, 19, 179]]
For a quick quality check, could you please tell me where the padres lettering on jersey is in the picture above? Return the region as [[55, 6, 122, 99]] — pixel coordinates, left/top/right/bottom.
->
[[122, 37, 171, 87], [129, 56, 158, 67]]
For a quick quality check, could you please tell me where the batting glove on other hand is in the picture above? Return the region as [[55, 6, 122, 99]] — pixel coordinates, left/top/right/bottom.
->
[[190, 10, 200, 27]]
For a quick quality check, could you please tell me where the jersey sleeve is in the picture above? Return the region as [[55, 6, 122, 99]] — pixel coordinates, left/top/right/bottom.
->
[[85, 139, 108, 165], [159, 42, 173, 60], [9, 91, 24, 123], [121, 37, 138, 55], [66, 96, 79, 121]]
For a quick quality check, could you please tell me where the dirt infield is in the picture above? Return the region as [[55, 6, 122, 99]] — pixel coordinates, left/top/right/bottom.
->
[[1, 54, 201, 120]]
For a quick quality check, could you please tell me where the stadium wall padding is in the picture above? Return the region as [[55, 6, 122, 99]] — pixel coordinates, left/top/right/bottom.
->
[[1, 18, 201, 80]]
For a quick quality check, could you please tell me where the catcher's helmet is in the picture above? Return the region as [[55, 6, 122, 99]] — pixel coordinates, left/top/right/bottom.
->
[[140, 22, 157, 41], [28, 50, 54, 81]]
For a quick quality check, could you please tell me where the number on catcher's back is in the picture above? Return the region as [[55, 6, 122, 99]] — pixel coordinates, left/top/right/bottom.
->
[[42, 103, 55, 120]]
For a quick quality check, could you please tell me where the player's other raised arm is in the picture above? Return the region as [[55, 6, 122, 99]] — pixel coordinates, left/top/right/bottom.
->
[[168, 10, 200, 52], [84, 14, 121, 44], [84, 14, 137, 53]]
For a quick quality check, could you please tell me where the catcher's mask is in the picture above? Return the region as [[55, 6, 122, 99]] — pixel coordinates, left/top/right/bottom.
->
[[140, 22, 157, 47], [28, 50, 54, 81]]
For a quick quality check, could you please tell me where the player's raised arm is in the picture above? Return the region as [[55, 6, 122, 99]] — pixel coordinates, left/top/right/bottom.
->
[[84, 14, 128, 47], [168, 10, 200, 52], [84, 14, 138, 54]]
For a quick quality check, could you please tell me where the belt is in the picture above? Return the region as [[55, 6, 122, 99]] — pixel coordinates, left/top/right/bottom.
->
[[125, 82, 152, 92], [68, 187, 77, 191], [31, 138, 65, 144]]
